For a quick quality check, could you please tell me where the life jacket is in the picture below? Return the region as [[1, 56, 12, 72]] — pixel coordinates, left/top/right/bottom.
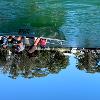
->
[[34, 38, 41, 46], [40, 39, 47, 46]]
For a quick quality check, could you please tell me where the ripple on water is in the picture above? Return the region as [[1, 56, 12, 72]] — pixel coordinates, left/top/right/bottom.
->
[[60, 3, 100, 47], [0, 0, 100, 47]]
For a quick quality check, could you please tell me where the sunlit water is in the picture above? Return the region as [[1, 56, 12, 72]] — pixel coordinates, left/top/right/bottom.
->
[[0, 0, 100, 47]]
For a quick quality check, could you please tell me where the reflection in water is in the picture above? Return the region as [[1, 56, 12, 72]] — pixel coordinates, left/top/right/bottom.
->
[[76, 48, 100, 73], [0, 48, 100, 79], [0, 49, 69, 79], [55, 48, 100, 74]]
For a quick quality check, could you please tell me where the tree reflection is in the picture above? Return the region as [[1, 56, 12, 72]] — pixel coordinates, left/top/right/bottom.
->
[[76, 49, 100, 73], [0, 49, 69, 79]]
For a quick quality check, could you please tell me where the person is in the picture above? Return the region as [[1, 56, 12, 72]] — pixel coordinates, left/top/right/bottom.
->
[[40, 38, 47, 49], [24, 36, 35, 46], [8, 36, 16, 44], [28, 37, 41, 54], [7, 36, 13, 48], [12, 36, 25, 53], [14, 41, 25, 53], [1, 36, 8, 48], [15, 36, 23, 42], [0, 36, 2, 44]]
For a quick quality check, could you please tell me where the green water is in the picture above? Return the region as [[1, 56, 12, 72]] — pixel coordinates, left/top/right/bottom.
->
[[0, 0, 100, 47]]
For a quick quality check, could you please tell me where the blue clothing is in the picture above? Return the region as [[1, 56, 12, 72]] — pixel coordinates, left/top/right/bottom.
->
[[2, 36, 8, 45]]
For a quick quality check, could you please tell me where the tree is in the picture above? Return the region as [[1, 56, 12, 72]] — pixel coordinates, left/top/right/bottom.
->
[[0, 49, 69, 79], [76, 49, 100, 73]]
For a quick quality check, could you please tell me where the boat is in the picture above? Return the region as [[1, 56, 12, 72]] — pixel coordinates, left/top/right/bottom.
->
[[0, 33, 66, 48]]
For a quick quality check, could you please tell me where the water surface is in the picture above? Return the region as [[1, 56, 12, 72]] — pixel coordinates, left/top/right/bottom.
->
[[0, 0, 100, 99], [0, 0, 100, 47]]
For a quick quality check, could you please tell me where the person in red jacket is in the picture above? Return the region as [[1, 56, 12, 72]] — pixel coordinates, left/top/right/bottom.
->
[[28, 37, 41, 53], [40, 38, 47, 49]]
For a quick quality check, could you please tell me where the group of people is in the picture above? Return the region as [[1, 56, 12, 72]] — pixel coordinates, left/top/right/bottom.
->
[[0, 35, 47, 54]]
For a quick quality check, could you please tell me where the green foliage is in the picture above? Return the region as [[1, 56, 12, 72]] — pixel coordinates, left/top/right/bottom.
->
[[76, 49, 100, 73], [0, 49, 7, 64], [0, 49, 69, 79]]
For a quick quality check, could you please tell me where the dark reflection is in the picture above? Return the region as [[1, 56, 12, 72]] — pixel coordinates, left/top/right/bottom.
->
[[76, 48, 100, 73], [0, 49, 69, 79]]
